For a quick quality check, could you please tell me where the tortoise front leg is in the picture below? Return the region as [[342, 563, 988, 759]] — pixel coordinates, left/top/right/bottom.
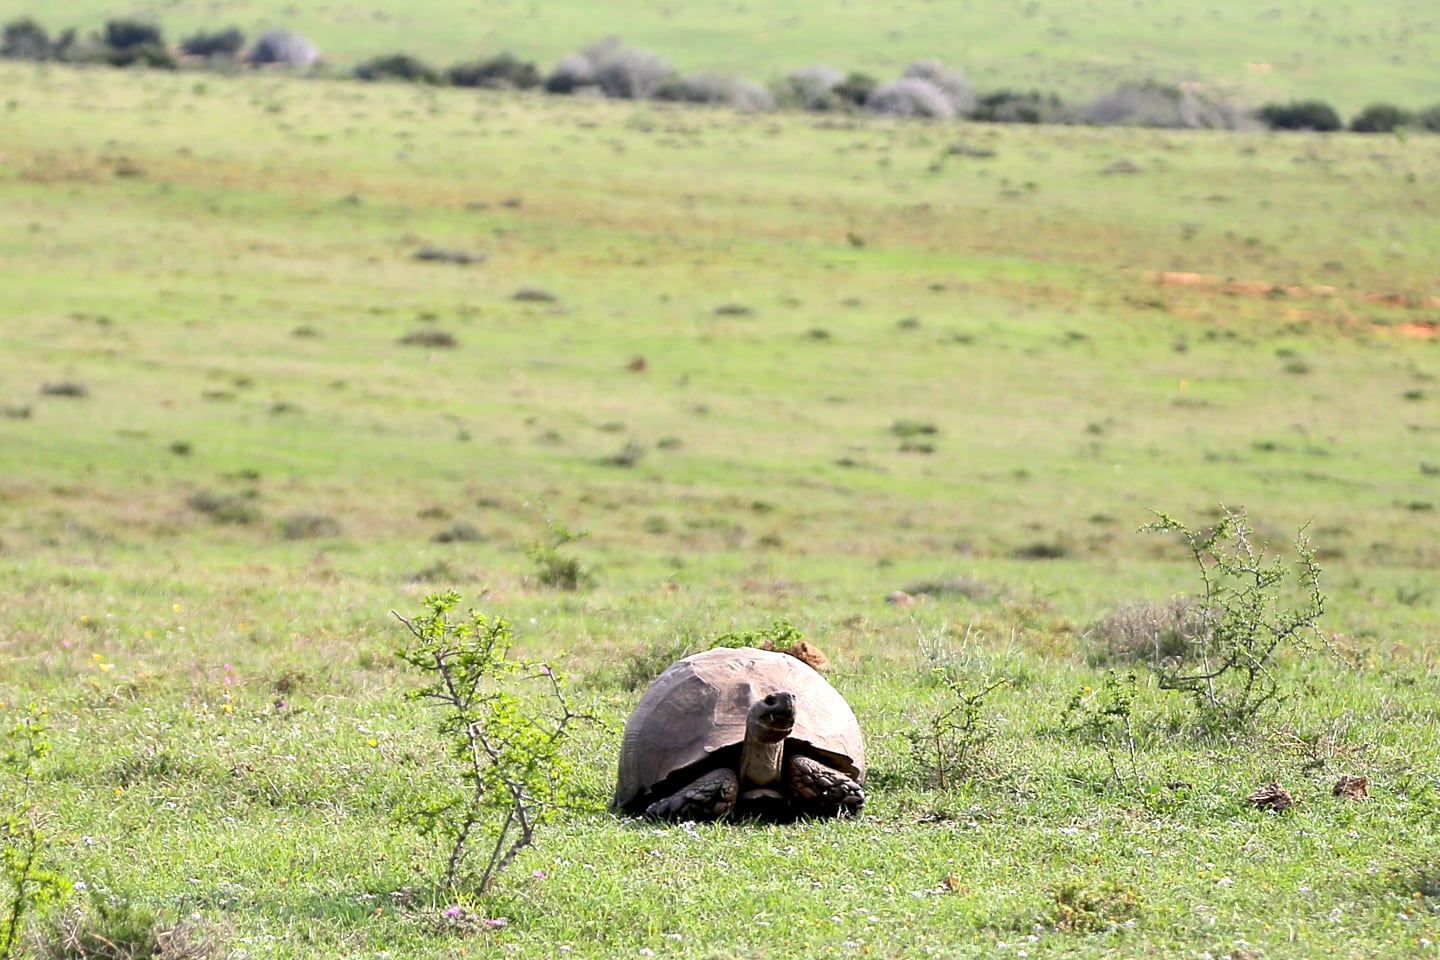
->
[[644, 768, 739, 821], [786, 755, 864, 818]]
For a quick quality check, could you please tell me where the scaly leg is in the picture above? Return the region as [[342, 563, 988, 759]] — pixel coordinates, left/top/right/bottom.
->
[[786, 755, 864, 818], [644, 768, 740, 821]]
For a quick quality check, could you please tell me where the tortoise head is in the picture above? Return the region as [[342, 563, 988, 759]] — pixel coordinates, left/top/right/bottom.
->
[[747, 691, 796, 744]]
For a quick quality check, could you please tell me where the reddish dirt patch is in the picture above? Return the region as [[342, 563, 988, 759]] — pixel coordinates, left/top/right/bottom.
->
[[1396, 321, 1440, 338], [1142, 271, 1440, 335]]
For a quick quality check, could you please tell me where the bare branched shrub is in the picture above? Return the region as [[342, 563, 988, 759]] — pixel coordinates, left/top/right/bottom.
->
[[549, 38, 673, 99], [655, 72, 774, 111], [1085, 83, 1186, 127], [774, 64, 848, 111], [902, 58, 975, 114], [543, 51, 597, 93], [247, 28, 319, 66], [867, 78, 956, 119], [1085, 82, 1248, 129], [592, 42, 672, 99]]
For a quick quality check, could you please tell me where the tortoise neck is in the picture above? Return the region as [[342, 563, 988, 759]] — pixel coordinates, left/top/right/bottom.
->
[[738, 737, 786, 788]]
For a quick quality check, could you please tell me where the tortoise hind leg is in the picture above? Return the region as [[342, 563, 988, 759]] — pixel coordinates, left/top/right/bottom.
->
[[786, 755, 864, 818], [644, 768, 739, 821]]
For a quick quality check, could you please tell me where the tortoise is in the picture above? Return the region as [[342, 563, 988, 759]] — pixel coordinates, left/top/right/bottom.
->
[[611, 646, 865, 821]]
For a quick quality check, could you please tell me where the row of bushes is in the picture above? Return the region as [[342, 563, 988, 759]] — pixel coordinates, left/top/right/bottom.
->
[[5, 17, 1438, 134], [0, 17, 318, 68]]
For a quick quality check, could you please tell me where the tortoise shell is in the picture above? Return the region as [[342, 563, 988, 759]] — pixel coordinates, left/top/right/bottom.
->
[[611, 646, 865, 814]]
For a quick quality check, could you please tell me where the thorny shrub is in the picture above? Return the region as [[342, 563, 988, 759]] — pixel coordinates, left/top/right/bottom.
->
[[394, 592, 594, 893], [1142, 506, 1335, 731]]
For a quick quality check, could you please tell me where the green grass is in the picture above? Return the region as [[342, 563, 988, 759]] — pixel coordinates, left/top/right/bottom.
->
[[3, 62, 1440, 958], [3, 0, 1440, 111]]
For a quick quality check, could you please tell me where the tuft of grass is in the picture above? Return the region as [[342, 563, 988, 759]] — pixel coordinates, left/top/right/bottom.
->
[[411, 246, 485, 265], [39, 381, 88, 398], [397, 329, 458, 348], [33, 900, 218, 960], [430, 521, 486, 543], [510, 286, 559, 303], [278, 512, 342, 540], [1084, 596, 1204, 666], [185, 490, 260, 525]]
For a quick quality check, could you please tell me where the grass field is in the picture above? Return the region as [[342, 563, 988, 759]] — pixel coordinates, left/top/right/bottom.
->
[[2, 0, 1440, 112], [3, 60, 1440, 958]]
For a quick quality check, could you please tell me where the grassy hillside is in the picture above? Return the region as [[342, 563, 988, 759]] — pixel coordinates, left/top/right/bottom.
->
[[2, 0, 1439, 111], [3, 62, 1440, 958]]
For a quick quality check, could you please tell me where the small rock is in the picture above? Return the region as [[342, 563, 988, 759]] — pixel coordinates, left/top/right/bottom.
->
[[1246, 781, 1294, 811], [885, 590, 916, 606], [1332, 774, 1369, 800]]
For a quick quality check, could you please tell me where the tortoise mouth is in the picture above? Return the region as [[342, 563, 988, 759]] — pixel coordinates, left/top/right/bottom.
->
[[752, 691, 796, 739]]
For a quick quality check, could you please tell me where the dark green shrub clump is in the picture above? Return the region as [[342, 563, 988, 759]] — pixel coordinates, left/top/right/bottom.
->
[[1255, 99, 1342, 131], [1419, 104, 1440, 132], [99, 18, 175, 68], [969, 89, 1064, 124], [773, 64, 849, 112], [1349, 102, 1413, 133], [180, 27, 245, 58], [447, 53, 540, 89], [1, 17, 55, 59], [353, 52, 439, 83], [832, 72, 878, 107]]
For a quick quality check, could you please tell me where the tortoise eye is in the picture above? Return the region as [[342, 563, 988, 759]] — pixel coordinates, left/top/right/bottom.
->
[[764, 694, 777, 705]]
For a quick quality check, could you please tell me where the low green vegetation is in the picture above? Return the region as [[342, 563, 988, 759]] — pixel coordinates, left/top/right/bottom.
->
[[2, 0, 1439, 112], [2, 61, 1440, 958]]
